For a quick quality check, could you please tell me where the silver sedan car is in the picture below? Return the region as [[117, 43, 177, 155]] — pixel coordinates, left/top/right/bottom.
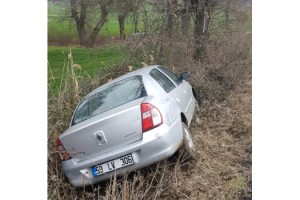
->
[[57, 65, 198, 187]]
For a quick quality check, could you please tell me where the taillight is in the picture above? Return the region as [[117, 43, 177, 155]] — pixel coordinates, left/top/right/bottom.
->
[[141, 103, 163, 132], [57, 138, 72, 161]]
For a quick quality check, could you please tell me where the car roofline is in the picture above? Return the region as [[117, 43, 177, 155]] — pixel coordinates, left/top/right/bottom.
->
[[79, 65, 160, 100]]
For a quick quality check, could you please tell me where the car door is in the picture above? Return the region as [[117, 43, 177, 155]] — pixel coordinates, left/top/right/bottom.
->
[[149, 67, 194, 123], [157, 67, 193, 118]]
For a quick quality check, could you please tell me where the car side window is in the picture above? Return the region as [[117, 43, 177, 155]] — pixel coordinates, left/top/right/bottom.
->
[[158, 67, 182, 85], [149, 68, 176, 93]]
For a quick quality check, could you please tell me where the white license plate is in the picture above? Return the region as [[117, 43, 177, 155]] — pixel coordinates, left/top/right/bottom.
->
[[91, 154, 134, 177]]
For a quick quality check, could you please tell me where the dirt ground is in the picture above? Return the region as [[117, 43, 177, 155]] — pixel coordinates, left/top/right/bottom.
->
[[186, 76, 252, 199]]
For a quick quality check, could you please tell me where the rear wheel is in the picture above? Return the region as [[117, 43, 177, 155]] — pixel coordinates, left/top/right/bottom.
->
[[192, 101, 201, 125], [180, 123, 197, 161]]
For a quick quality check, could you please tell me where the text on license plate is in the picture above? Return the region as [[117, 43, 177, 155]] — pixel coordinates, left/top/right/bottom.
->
[[91, 154, 134, 177]]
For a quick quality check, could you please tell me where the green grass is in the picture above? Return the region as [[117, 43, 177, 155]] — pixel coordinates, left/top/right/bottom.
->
[[48, 2, 77, 42], [48, 1, 146, 95], [48, 45, 124, 94]]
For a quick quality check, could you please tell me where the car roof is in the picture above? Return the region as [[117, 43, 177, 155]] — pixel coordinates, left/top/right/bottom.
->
[[85, 65, 160, 98], [116, 65, 159, 79]]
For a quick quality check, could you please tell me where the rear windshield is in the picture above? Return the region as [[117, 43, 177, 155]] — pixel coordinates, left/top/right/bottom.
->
[[72, 75, 147, 125]]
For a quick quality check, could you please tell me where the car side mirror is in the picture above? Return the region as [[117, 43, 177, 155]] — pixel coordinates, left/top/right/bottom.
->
[[179, 72, 191, 80]]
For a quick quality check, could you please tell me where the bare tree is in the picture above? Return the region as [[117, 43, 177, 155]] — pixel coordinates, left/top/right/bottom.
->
[[163, 0, 177, 38], [180, 0, 191, 38], [225, 0, 232, 31], [191, 0, 213, 61], [111, 0, 142, 39], [70, 0, 111, 47], [132, 6, 139, 33]]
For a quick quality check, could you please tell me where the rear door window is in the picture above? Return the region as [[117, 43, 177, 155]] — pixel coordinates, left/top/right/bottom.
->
[[72, 75, 147, 125], [149, 68, 176, 93], [158, 67, 182, 85]]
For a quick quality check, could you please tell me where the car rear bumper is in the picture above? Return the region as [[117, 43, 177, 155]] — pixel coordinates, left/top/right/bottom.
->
[[62, 116, 183, 187]]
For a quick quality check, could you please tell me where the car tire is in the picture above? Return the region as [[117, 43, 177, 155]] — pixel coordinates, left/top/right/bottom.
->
[[180, 122, 197, 161], [192, 101, 201, 125]]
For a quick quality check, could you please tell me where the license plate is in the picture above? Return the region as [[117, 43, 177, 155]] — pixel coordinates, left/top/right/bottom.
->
[[91, 154, 134, 177]]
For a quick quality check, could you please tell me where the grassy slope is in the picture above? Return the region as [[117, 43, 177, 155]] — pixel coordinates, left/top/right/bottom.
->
[[48, 63, 252, 200]]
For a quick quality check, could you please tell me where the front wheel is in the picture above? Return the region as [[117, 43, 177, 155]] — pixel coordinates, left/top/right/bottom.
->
[[180, 123, 197, 161]]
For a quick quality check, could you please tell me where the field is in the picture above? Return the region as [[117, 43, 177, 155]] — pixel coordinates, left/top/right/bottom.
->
[[48, 1, 252, 199], [48, 45, 124, 94], [48, 2, 144, 44], [48, 2, 143, 94]]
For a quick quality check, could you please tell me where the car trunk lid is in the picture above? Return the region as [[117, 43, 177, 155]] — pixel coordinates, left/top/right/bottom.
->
[[60, 97, 145, 162]]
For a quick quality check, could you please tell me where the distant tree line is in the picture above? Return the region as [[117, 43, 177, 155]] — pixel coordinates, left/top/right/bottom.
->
[[65, 0, 251, 61]]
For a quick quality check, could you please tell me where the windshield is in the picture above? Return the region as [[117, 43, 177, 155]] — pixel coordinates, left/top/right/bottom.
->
[[72, 75, 147, 125]]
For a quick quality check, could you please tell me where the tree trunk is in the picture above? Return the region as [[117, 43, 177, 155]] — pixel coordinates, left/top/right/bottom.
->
[[225, 0, 231, 32], [142, 7, 149, 33], [157, 0, 176, 64], [118, 15, 126, 40], [163, 0, 175, 38], [192, 0, 211, 61], [181, 9, 190, 38], [78, 28, 87, 46], [181, 0, 191, 37], [194, 10, 205, 61], [71, 0, 110, 47], [133, 11, 139, 33], [71, 0, 88, 45], [86, 5, 109, 48]]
